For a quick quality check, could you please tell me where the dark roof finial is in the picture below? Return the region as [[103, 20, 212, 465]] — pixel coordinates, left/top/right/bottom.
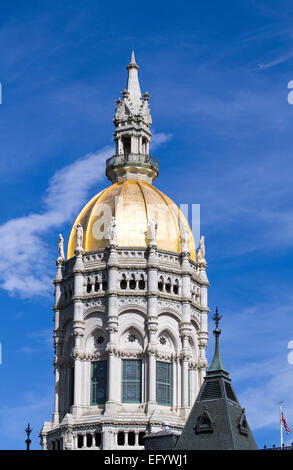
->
[[25, 422, 32, 451]]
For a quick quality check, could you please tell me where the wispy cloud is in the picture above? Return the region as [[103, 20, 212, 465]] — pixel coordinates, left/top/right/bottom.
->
[[0, 147, 112, 298], [0, 389, 53, 450], [215, 298, 293, 433], [258, 50, 293, 69]]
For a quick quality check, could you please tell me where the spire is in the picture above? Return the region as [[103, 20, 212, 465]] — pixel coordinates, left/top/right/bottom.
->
[[208, 307, 227, 373], [126, 50, 141, 112]]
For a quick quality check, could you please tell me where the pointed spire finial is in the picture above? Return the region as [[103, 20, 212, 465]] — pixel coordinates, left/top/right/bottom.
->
[[127, 49, 139, 70], [208, 307, 227, 373], [130, 50, 136, 65]]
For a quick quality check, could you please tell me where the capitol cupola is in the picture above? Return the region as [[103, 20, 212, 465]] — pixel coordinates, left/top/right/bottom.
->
[[106, 50, 158, 184], [41, 52, 209, 451]]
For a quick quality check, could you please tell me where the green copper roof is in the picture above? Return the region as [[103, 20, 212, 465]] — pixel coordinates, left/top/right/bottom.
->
[[208, 328, 228, 373]]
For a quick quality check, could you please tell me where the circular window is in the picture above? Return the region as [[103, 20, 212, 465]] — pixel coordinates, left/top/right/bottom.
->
[[96, 336, 105, 345], [128, 333, 136, 343]]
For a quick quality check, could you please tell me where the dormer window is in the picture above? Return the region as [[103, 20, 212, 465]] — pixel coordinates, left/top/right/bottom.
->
[[238, 409, 249, 436], [195, 408, 214, 434]]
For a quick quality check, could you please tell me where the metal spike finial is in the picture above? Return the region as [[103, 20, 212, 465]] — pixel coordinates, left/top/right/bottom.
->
[[25, 422, 32, 450], [212, 306, 222, 329]]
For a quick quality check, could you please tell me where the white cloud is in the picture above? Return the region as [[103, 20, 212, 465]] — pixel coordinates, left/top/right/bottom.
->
[[0, 147, 112, 298], [238, 362, 293, 432], [0, 133, 171, 298], [150, 132, 172, 150]]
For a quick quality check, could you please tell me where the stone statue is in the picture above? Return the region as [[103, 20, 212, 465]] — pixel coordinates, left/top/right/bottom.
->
[[75, 223, 84, 251], [148, 217, 157, 246], [108, 216, 117, 245], [197, 249, 202, 262], [180, 224, 190, 253], [199, 235, 206, 261], [57, 234, 64, 260]]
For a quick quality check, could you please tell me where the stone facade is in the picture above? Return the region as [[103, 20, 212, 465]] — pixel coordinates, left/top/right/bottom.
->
[[41, 246, 209, 450]]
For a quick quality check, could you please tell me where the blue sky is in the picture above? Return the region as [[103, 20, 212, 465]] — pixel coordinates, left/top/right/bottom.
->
[[0, 0, 293, 450]]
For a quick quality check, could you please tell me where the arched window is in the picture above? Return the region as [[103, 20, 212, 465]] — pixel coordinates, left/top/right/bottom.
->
[[173, 280, 179, 295], [165, 278, 171, 293], [120, 274, 127, 290], [158, 276, 164, 292], [129, 275, 136, 290], [138, 274, 145, 290]]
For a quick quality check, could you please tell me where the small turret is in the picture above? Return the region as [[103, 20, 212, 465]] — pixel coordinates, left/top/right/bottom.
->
[[106, 51, 158, 184]]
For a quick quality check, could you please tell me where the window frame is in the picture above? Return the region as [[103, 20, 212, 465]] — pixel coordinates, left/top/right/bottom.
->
[[156, 361, 173, 406], [121, 359, 142, 403], [90, 360, 107, 405]]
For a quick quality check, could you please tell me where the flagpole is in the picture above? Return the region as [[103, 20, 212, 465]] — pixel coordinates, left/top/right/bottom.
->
[[279, 401, 284, 448]]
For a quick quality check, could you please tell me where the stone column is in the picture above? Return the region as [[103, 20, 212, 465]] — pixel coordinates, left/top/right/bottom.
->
[[105, 245, 119, 413], [198, 260, 209, 385], [102, 427, 113, 450], [180, 251, 192, 419], [146, 245, 158, 414], [71, 250, 85, 416], [52, 258, 63, 424], [138, 135, 142, 155]]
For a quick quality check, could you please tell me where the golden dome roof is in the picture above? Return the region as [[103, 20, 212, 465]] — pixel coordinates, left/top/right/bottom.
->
[[67, 180, 196, 260]]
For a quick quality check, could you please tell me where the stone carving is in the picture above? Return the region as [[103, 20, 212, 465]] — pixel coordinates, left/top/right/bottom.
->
[[157, 299, 181, 313], [58, 234, 65, 260], [83, 299, 106, 312], [147, 217, 157, 246], [118, 297, 147, 308], [107, 216, 117, 246], [75, 223, 84, 252], [198, 356, 208, 369], [180, 225, 190, 253]]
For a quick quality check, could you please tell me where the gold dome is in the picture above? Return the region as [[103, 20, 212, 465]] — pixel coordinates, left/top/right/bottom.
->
[[67, 180, 196, 260]]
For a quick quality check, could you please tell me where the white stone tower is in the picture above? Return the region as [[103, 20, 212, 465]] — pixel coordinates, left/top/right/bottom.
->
[[40, 52, 209, 450]]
